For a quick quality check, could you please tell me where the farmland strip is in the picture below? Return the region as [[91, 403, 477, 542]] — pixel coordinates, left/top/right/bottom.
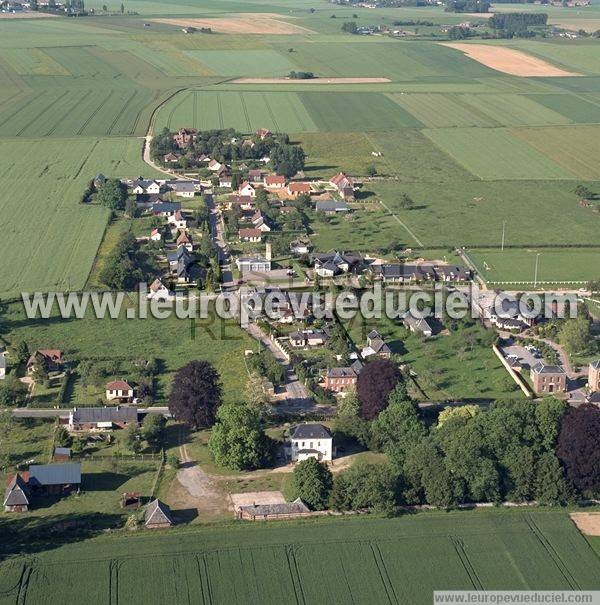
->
[[285, 546, 306, 605], [451, 537, 484, 590], [263, 93, 280, 132], [77, 90, 113, 136], [217, 92, 224, 129], [108, 90, 137, 135], [0, 89, 45, 130], [239, 92, 251, 132], [16, 90, 69, 137], [45, 89, 93, 136]]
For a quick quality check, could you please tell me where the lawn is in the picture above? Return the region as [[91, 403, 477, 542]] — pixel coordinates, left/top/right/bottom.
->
[[0, 137, 161, 301], [423, 127, 575, 180], [4, 302, 254, 405], [467, 247, 600, 285], [0, 511, 598, 603], [368, 180, 600, 248]]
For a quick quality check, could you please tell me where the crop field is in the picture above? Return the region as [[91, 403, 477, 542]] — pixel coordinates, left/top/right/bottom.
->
[[423, 128, 575, 180], [185, 49, 297, 77], [528, 93, 600, 123], [0, 512, 598, 604], [467, 247, 600, 284], [511, 125, 600, 180], [0, 137, 159, 301], [508, 40, 600, 76]]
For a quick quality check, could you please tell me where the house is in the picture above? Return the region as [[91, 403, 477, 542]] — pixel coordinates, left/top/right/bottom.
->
[[4, 474, 29, 512], [290, 238, 310, 255], [253, 217, 272, 233], [173, 127, 197, 149], [145, 499, 173, 529], [218, 172, 233, 188], [530, 362, 567, 395], [329, 172, 355, 200], [168, 181, 196, 198], [264, 175, 286, 189], [361, 330, 391, 359], [132, 179, 161, 195], [238, 181, 257, 197], [68, 406, 139, 431], [256, 128, 272, 140], [228, 195, 255, 211], [0, 352, 5, 380], [315, 200, 350, 214], [290, 423, 333, 462], [239, 228, 262, 243], [150, 228, 162, 242], [53, 447, 71, 462], [370, 264, 423, 284], [434, 265, 471, 282], [325, 361, 362, 393], [28, 463, 81, 495], [312, 251, 362, 277], [287, 182, 311, 198], [176, 231, 193, 251], [26, 350, 62, 375], [163, 153, 179, 163], [106, 380, 134, 403], [168, 210, 187, 230], [588, 360, 600, 392], [147, 278, 170, 301], [207, 159, 223, 172], [237, 499, 310, 521], [236, 256, 271, 273], [150, 201, 181, 217], [136, 193, 164, 208], [289, 329, 328, 349], [167, 246, 199, 283], [494, 317, 528, 332], [247, 169, 264, 183], [403, 314, 434, 337]]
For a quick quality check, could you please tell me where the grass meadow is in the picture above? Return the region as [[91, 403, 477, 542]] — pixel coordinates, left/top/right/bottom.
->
[[0, 511, 598, 603]]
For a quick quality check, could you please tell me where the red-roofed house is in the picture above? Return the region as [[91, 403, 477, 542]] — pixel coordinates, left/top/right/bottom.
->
[[173, 128, 197, 149], [287, 182, 311, 198], [177, 231, 193, 251], [256, 128, 272, 140], [330, 173, 355, 200], [106, 380, 134, 402], [264, 175, 286, 189], [239, 228, 263, 242]]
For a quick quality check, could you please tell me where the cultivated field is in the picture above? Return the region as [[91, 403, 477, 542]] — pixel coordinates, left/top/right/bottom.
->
[[0, 512, 598, 604], [153, 15, 315, 35], [442, 43, 580, 77]]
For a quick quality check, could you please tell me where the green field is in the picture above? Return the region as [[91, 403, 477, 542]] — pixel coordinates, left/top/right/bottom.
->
[[185, 49, 297, 77], [424, 128, 575, 180], [0, 137, 160, 301], [467, 247, 600, 284], [0, 512, 598, 604]]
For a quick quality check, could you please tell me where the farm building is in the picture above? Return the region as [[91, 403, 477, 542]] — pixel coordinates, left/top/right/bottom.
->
[[315, 200, 350, 214], [4, 474, 30, 513], [237, 498, 310, 521], [105, 380, 135, 403], [289, 423, 333, 462], [53, 447, 71, 462], [145, 499, 174, 529], [28, 463, 81, 495], [68, 406, 139, 431]]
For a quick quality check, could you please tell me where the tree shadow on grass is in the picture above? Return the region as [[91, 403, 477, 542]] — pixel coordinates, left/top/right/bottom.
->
[[0, 512, 123, 561]]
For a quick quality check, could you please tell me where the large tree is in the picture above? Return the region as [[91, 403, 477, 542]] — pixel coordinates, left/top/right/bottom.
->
[[96, 178, 127, 211], [356, 359, 403, 420], [168, 361, 222, 429], [557, 404, 600, 495], [291, 457, 332, 510], [208, 404, 272, 470], [270, 144, 305, 178]]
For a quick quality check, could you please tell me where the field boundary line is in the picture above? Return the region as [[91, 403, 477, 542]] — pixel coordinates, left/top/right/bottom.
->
[[378, 199, 424, 247], [77, 90, 113, 136]]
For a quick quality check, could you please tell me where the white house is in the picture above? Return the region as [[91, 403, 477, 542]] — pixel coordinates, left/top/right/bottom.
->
[[238, 182, 257, 197], [290, 423, 333, 462], [150, 228, 162, 242], [0, 352, 6, 380], [168, 210, 187, 230], [132, 180, 161, 195], [105, 380, 134, 402], [147, 278, 170, 301]]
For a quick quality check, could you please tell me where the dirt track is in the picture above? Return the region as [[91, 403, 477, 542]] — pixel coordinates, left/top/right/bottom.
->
[[153, 16, 314, 35], [442, 43, 580, 77], [230, 77, 391, 84]]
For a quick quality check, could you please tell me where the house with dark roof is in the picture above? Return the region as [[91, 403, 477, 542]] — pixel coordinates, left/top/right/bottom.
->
[[312, 251, 362, 277], [315, 199, 350, 214], [53, 447, 72, 462], [324, 360, 363, 393], [132, 179, 161, 196], [530, 362, 566, 395], [403, 314, 434, 337], [361, 330, 391, 359], [26, 350, 62, 375], [289, 329, 328, 349], [290, 423, 333, 462], [433, 264, 471, 282], [67, 406, 139, 431], [145, 499, 173, 529], [150, 201, 181, 217], [167, 180, 197, 198], [4, 474, 30, 512]]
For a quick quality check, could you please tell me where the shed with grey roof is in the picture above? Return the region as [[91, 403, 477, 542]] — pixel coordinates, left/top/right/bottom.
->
[[145, 499, 173, 529], [28, 463, 81, 493]]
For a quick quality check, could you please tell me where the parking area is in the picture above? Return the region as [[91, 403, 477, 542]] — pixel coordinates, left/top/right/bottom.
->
[[502, 344, 541, 370]]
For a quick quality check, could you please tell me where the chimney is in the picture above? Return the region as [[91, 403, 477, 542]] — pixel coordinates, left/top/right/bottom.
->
[[265, 242, 272, 261]]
